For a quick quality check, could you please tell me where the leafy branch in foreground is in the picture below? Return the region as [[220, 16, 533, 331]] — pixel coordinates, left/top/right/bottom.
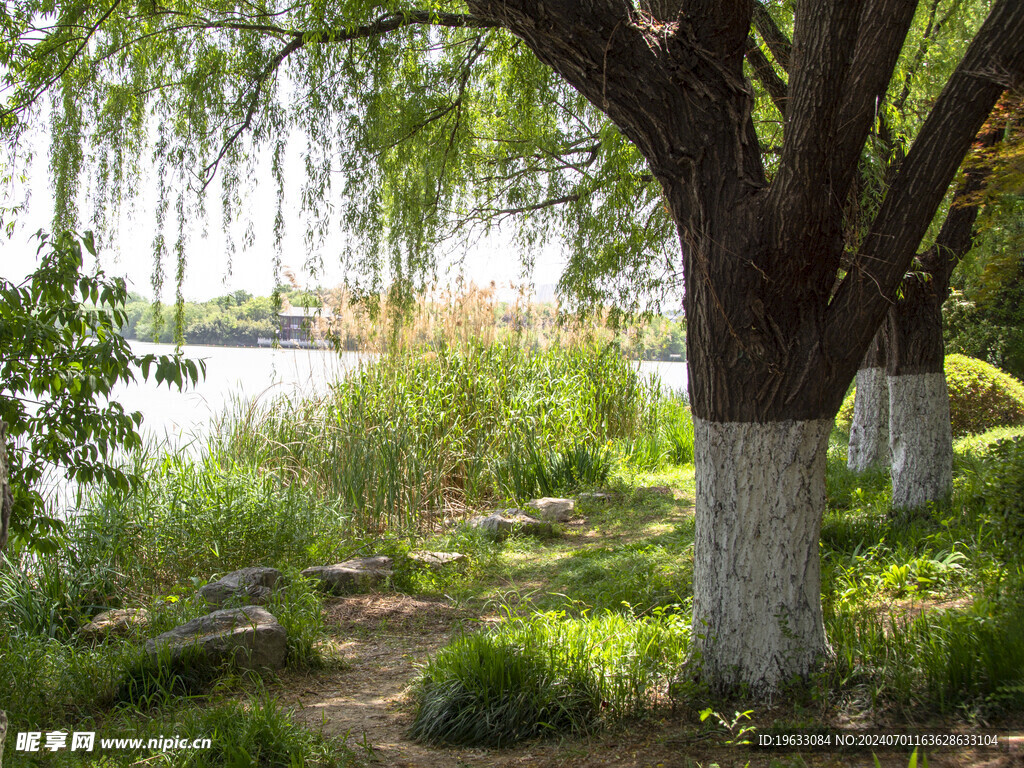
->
[[0, 231, 204, 553]]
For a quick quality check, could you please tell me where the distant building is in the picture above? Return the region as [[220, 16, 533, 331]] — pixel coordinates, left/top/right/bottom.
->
[[277, 306, 333, 343]]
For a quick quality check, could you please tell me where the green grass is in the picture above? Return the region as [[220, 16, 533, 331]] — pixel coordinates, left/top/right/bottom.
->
[[410, 609, 690, 746], [213, 340, 665, 534], [5, 338, 1024, 762]]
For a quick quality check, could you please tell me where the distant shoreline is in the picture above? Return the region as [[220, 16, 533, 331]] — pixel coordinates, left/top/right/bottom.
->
[[125, 337, 687, 363]]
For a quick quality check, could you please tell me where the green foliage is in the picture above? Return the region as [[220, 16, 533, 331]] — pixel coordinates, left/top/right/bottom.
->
[[975, 436, 1024, 555], [945, 199, 1024, 379], [115, 645, 224, 710], [944, 291, 1024, 381], [544, 541, 694, 614], [216, 339, 659, 532], [0, 548, 121, 640], [122, 291, 278, 346], [836, 354, 1024, 438], [497, 440, 614, 500], [0, 232, 203, 551], [945, 354, 1024, 435], [828, 599, 1024, 716], [619, 394, 694, 470], [167, 693, 358, 767], [75, 453, 353, 592], [410, 609, 689, 746]]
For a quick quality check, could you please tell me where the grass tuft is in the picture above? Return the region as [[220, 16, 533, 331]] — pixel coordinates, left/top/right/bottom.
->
[[410, 609, 689, 746]]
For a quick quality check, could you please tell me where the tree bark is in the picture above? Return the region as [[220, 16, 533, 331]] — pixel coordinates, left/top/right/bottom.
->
[[848, 328, 890, 472], [887, 267, 953, 508], [464, 0, 1024, 692], [886, 115, 1001, 509], [0, 709, 8, 768], [693, 418, 832, 691], [0, 420, 12, 554]]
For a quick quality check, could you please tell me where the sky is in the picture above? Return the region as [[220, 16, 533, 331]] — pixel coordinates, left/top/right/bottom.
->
[[2, 129, 567, 303]]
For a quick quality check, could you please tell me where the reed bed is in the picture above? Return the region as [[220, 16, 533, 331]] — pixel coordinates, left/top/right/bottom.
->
[[211, 339, 678, 533]]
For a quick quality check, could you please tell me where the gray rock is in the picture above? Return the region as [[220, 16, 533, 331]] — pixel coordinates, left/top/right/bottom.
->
[[146, 605, 287, 670], [407, 550, 467, 570], [527, 497, 575, 522], [198, 566, 282, 607], [467, 511, 554, 540], [80, 608, 151, 641], [301, 556, 392, 594]]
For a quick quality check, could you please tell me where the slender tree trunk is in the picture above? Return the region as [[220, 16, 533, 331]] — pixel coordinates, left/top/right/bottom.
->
[[0, 709, 7, 768], [0, 420, 11, 554], [848, 327, 891, 472]]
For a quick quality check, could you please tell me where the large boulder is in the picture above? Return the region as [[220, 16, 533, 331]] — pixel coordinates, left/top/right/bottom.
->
[[80, 608, 151, 641], [301, 556, 392, 594], [467, 511, 553, 541], [198, 566, 282, 608], [526, 497, 575, 522], [146, 605, 287, 670]]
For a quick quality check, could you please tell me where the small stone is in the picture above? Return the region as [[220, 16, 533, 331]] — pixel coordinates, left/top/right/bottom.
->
[[146, 606, 287, 671], [301, 556, 393, 594], [407, 550, 467, 570], [80, 608, 151, 641], [467, 511, 554, 541], [527, 497, 575, 522], [198, 566, 282, 608]]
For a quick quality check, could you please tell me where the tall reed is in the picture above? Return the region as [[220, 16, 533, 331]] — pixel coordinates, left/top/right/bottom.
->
[[214, 339, 660, 532]]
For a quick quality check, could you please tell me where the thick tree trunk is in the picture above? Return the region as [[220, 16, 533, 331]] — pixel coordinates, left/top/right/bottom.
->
[[887, 271, 953, 509], [693, 418, 833, 692], [888, 371, 953, 509], [848, 328, 890, 472]]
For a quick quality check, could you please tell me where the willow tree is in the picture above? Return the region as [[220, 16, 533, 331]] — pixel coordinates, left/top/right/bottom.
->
[[3, 0, 1024, 693]]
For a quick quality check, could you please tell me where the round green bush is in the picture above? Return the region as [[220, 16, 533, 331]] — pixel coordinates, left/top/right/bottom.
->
[[836, 354, 1024, 438]]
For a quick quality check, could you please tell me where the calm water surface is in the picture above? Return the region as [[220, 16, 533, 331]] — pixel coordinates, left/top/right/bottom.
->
[[115, 342, 689, 446]]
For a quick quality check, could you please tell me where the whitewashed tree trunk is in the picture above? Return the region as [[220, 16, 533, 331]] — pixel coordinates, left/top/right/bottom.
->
[[692, 418, 833, 694], [888, 373, 953, 510], [848, 366, 890, 472]]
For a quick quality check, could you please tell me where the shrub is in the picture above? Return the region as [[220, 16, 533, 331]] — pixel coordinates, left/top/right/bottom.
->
[[836, 354, 1024, 438]]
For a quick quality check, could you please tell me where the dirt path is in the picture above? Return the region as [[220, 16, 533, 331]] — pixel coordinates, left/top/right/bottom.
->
[[278, 593, 622, 767]]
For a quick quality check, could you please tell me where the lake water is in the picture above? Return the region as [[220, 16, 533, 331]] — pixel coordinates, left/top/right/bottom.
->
[[115, 342, 689, 446]]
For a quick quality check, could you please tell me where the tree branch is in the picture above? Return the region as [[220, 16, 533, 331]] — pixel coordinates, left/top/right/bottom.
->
[[751, 0, 791, 71], [829, 0, 919, 208], [195, 10, 499, 188], [826, 0, 1024, 386], [765, 0, 866, 267], [745, 36, 787, 115]]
